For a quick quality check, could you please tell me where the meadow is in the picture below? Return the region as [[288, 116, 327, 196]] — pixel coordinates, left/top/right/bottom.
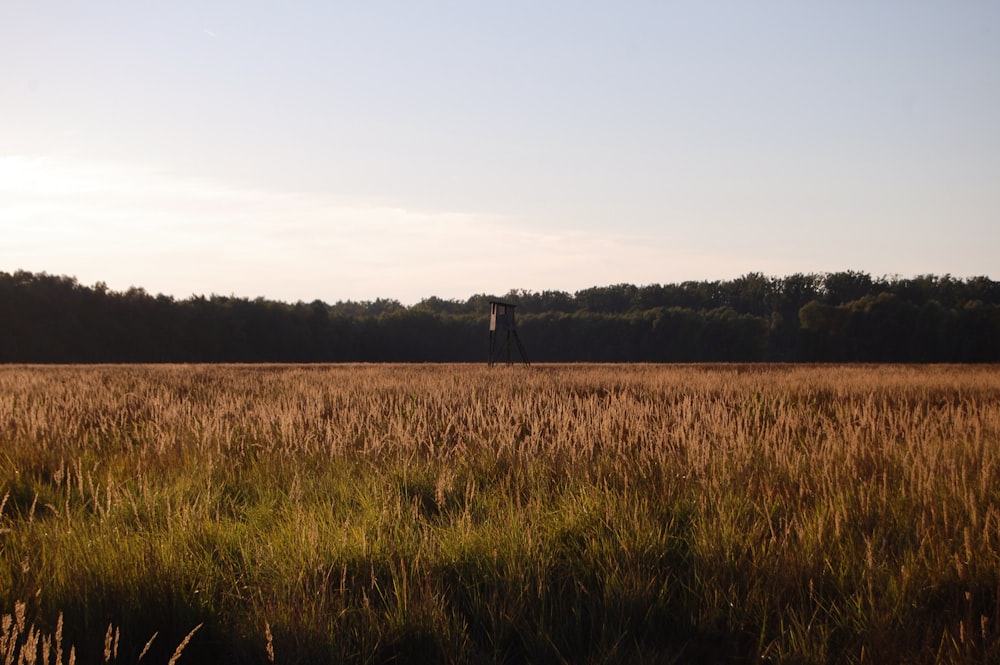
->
[[1, 363, 998, 664]]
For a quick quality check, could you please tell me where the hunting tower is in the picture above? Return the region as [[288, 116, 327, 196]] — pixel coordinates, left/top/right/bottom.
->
[[488, 301, 529, 366]]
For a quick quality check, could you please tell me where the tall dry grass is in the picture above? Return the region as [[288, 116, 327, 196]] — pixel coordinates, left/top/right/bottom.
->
[[1, 363, 998, 663]]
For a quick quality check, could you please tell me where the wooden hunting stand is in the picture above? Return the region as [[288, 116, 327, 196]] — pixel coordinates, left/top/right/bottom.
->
[[488, 301, 529, 366]]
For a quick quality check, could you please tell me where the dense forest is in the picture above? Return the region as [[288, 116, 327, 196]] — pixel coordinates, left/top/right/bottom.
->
[[1, 270, 998, 363]]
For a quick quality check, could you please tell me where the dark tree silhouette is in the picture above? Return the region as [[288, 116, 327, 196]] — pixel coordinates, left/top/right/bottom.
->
[[1, 270, 997, 363]]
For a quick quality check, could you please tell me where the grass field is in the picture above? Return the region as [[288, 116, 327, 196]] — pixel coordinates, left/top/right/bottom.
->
[[1, 363, 999, 664]]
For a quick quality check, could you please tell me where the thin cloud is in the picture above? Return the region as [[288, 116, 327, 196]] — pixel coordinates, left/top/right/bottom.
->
[[0, 154, 692, 302], [4, 154, 880, 303]]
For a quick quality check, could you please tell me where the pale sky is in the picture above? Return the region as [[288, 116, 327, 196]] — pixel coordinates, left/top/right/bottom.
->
[[2, 2, 998, 304]]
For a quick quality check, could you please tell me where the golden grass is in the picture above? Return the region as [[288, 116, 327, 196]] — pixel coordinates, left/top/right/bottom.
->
[[1, 363, 998, 663]]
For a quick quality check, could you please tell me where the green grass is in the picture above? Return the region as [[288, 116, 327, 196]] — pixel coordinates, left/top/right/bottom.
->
[[1, 363, 999, 663]]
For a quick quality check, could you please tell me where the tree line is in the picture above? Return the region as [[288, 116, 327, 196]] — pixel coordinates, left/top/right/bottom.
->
[[1, 270, 998, 363]]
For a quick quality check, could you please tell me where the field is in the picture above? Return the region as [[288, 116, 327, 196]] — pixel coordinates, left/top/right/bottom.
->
[[1, 364, 999, 664]]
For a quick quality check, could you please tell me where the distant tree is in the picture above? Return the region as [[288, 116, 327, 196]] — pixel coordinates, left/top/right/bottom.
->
[[700, 307, 769, 361], [413, 296, 467, 315], [821, 271, 883, 305], [956, 300, 1000, 362], [534, 290, 577, 313], [574, 284, 639, 313], [2, 269, 997, 363], [841, 293, 918, 361], [651, 307, 704, 361], [798, 300, 844, 360], [718, 273, 767, 316]]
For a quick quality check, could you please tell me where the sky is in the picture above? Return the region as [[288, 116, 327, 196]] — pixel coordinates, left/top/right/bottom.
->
[[2, 1, 998, 304]]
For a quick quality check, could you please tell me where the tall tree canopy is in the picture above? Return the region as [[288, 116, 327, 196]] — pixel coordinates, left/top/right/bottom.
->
[[2, 270, 998, 362]]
